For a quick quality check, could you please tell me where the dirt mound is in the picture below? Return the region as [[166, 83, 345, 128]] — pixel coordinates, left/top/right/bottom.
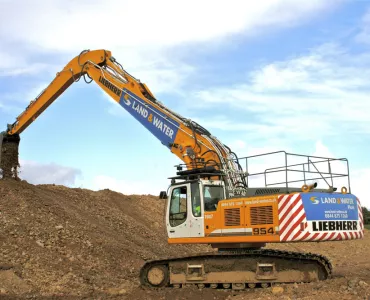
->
[[0, 179, 209, 298], [0, 179, 369, 300]]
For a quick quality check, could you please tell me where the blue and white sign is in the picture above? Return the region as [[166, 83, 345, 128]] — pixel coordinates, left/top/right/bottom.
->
[[119, 88, 180, 148], [301, 192, 358, 221]]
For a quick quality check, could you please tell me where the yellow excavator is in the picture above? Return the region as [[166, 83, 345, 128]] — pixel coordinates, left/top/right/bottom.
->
[[0, 50, 364, 290]]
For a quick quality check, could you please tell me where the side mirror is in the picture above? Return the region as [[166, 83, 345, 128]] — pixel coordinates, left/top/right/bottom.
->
[[159, 191, 168, 199]]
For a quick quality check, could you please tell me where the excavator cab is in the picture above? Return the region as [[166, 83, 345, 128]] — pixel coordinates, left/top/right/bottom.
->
[[162, 166, 227, 240]]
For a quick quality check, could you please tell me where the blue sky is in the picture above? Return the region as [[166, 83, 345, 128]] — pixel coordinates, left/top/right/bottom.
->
[[0, 0, 369, 208]]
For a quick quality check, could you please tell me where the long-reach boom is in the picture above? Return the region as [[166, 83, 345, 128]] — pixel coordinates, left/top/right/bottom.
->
[[1, 49, 246, 196]]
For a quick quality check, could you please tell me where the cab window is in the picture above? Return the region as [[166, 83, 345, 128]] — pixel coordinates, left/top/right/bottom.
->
[[203, 185, 224, 211], [169, 186, 187, 227], [191, 182, 201, 217]]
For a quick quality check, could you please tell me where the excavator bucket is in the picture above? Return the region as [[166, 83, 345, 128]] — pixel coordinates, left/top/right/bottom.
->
[[0, 132, 20, 179]]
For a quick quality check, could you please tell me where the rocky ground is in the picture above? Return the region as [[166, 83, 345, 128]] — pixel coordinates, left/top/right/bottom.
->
[[0, 179, 369, 300]]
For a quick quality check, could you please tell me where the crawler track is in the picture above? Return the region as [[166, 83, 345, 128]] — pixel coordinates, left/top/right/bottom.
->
[[140, 249, 332, 289]]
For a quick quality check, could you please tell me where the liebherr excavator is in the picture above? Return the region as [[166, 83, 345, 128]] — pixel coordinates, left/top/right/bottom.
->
[[0, 49, 364, 290]]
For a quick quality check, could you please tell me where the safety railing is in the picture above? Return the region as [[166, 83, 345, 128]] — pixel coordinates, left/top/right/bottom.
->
[[231, 151, 351, 193]]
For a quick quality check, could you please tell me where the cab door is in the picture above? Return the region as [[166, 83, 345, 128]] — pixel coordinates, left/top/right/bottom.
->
[[166, 182, 204, 239], [188, 182, 204, 238]]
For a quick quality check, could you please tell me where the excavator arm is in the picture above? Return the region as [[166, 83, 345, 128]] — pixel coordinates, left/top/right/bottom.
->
[[1, 49, 247, 195]]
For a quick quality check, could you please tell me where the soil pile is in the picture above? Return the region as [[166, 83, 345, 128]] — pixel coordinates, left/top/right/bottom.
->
[[0, 179, 209, 299], [0, 179, 369, 300]]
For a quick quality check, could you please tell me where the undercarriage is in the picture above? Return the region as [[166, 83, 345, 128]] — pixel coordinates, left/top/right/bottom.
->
[[140, 248, 332, 289]]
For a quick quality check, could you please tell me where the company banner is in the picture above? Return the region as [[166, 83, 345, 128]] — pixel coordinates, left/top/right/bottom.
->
[[300, 192, 358, 221], [119, 88, 180, 148]]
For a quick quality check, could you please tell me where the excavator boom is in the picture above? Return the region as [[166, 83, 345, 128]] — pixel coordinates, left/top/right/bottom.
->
[[1, 49, 246, 196]]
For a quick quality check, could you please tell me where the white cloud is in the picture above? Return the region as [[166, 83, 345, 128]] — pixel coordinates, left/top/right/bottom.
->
[[0, 45, 61, 78], [0, 0, 339, 51], [194, 42, 370, 140], [0, 63, 51, 77], [0, 50, 24, 69], [0, 0, 341, 95], [312, 140, 332, 158], [228, 140, 247, 152], [17, 159, 82, 186], [0, 81, 55, 117]]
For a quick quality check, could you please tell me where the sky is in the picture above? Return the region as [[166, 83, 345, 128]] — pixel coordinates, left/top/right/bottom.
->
[[0, 0, 369, 208]]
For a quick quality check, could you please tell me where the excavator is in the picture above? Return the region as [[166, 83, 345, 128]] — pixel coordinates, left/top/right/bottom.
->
[[0, 49, 364, 290]]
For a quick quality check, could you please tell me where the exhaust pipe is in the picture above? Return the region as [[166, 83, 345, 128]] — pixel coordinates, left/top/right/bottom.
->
[[301, 182, 317, 192], [308, 182, 317, 191]]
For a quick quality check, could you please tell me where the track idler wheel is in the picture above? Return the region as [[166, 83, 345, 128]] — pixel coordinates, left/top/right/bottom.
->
[[141, 264, 170, 288]]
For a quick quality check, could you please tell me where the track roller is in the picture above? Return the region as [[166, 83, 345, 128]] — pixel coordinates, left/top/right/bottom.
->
[[232, 283, 245, 290]]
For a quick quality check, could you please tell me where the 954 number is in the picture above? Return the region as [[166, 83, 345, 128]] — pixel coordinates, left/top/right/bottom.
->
[[253, 227, 274, 235]]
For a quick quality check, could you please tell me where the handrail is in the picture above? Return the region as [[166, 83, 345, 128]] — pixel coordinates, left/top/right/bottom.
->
[[229, 150, 351, 193]]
